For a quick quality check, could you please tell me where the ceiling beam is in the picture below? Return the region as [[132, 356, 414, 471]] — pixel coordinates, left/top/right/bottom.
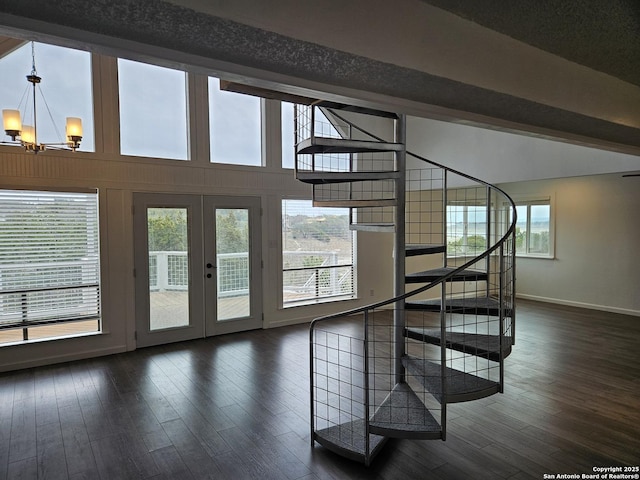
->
[[0, 35, 25, 60]]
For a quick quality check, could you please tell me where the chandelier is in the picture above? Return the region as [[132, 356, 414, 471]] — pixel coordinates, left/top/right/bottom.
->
[[2, 42, 82, 153]]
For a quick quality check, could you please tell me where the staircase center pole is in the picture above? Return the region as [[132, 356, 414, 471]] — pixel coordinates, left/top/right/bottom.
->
[[394, 114, 407, 384]]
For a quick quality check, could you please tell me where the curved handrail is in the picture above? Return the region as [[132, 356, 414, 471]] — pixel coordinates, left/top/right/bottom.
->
[[309, 107, 517, 330], [307, 105, 517, 460]]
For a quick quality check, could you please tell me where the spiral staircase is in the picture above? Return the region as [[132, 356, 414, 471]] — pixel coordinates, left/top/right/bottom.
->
[[296, 103, 517, 465]]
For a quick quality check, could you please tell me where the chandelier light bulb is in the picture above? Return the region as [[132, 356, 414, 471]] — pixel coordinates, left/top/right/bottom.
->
[[2, 109, 22, 139], [66, 117, 83, 138], [21, 125, 35, 145]]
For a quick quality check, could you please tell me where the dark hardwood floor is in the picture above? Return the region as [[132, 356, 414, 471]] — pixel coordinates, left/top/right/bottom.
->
[[1, 300, 639, 479]]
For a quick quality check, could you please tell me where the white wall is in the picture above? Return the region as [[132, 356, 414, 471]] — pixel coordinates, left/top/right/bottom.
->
[[408, 115, 640, 315], [407, 116, 640, 183], [501, 174, 640, 316]]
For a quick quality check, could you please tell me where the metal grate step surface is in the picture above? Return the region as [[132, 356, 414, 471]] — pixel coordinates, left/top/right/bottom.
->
[[314, 419, 387, 464], [297, 170, 401, 184], [370, 382, 442, 440], [406, 244, 447, 256], [297, 137, 404, 155], [402, 355, 500, 403], [405, 328, 513, 362], [405, 267, 488, 284], [316, 101, 399, 119], [405, 296, 511, 317], [350, 223, 395, 232], [312, 198, 397, 208]]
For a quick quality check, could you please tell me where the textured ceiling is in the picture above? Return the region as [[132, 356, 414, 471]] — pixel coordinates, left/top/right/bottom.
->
[[0, 0, 639, 155], [421, 0, 640, 87]]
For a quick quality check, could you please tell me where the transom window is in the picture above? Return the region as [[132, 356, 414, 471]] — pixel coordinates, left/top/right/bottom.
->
[[209, 78, 262, 166], [0, 41, 94, 152], [118, 59, 189, 160], [282, 199, 355, 306], [0, 189, 101, 345]]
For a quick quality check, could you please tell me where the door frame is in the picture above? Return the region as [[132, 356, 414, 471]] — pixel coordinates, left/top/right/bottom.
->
[[204, 195, 263, 336], [133, 192, 263, 348]]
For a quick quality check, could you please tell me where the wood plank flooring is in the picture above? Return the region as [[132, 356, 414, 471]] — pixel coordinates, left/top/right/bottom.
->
[[1, 299, 639, 479]]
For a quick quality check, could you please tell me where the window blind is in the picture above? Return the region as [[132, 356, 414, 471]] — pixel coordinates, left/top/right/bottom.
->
[[0, 189, 100, 329]]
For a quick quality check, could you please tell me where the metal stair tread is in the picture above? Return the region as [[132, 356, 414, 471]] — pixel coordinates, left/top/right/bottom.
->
[[405, 327, 513, 361], [369, 382, 441, 439], [406, 244, 447, 256], [315, 101, 399, 119], [405, 266, 488, 283], [313, 198, 397, 208], [402, 355, 500, 403], [315, 419, 387, 462], [297, 137, 404, 155], [297, 170, 401, 184], [350, 223, 396, 232], [405, 296, 512, 317]]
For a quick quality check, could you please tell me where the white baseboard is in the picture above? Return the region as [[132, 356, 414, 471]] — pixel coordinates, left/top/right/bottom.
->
[[0, 345, 128, 373], [516, 293, 640, 317]]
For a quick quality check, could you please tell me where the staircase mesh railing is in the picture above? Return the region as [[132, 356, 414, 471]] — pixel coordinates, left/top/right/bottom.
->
[[303, 105, 516, 464]]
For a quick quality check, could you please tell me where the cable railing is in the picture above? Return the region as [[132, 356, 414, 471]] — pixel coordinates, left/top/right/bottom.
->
[[0, 259, 100, 330]]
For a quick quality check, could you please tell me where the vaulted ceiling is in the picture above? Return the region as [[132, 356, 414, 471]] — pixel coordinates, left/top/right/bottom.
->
[[1, 0, 639, 156]]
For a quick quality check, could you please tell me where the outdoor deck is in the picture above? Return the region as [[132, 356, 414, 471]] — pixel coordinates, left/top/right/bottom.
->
[[0, 292, 251, 345]]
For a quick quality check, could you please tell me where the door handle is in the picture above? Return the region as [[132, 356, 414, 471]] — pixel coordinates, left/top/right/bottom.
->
[[206, 273, 212, 278], [206, 262, 214, 269]]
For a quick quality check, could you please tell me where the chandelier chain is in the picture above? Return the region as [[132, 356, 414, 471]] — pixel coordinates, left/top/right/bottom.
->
[[30, 42, 37, 77]]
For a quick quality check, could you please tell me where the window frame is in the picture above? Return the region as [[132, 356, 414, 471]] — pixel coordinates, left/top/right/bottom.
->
[[512, 197, 555, 259], [446, 202, 489, 258], [0, 41, 95, 153], [117, 58, 190, 160], [0, 187, 102, 346], [208, 77, 264, 167], [281, 198, 356, 307]]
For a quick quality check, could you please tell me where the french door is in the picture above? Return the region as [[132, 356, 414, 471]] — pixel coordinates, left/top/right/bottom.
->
[[133, 193, 262, 347]]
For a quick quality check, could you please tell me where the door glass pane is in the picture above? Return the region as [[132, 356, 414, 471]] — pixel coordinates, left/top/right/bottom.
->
[[147, 208, 189, 330], [216, 208, 250, 320]]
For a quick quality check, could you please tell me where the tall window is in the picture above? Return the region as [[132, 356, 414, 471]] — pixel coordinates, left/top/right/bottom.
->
[[118, 59, 189, 160], [513, 200, 553, 257], [0, 41, 94, 152], [282, 200, 355, 306], [0, 189, 100, 345], [209, 78, 262, 166]]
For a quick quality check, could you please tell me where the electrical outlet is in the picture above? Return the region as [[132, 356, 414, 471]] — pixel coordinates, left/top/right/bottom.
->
[[369, 289, 374, 296]]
